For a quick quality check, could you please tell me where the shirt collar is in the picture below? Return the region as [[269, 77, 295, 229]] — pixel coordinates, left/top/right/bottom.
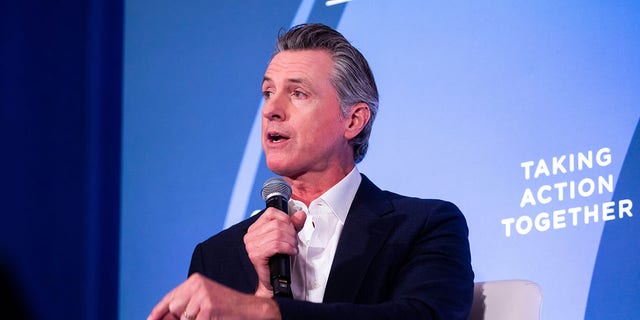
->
[[313, 167, 361, 224]]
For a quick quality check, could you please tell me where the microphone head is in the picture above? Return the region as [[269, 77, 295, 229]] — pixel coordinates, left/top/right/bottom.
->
[[261, 177, 292, 201]]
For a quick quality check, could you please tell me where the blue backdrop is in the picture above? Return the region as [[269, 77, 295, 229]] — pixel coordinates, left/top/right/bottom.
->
[[121, 1, 640, 319], [2, 1, 638, 319]]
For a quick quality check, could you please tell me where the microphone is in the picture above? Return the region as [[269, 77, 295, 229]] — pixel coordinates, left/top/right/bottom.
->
[[261, 177, 293, 298]]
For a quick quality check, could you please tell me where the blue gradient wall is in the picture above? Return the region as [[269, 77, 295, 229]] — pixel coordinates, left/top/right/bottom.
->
[[121, 1, 640, 319]]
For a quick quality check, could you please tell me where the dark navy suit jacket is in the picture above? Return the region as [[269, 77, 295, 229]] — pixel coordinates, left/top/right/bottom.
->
[[188, 175, 474, 319]]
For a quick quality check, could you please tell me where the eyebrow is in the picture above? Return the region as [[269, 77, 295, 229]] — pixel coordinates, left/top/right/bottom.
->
[[262, 76, 311, 87]]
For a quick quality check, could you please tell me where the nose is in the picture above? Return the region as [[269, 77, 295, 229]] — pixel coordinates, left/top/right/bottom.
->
[[262, 92, 287, 121]]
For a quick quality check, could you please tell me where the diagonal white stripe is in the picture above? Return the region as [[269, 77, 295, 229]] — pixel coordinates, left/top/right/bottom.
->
[[223, 99, 264, 229], [325, 0, 351, 7]]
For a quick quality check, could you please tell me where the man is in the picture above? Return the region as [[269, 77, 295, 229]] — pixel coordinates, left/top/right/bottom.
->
[[148, 23, 474, 320]]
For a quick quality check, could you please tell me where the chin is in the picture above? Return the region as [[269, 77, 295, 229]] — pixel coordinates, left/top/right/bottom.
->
[[265, 158, 288, 176]]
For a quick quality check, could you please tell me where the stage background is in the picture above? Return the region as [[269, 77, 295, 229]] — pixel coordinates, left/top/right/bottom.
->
[[2, 1, 638, 320], [120, 1, 639, 319], [120, 1, 640, 319]]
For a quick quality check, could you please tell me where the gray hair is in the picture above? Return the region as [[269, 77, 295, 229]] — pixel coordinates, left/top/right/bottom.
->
[[274, 23, 379, 163]]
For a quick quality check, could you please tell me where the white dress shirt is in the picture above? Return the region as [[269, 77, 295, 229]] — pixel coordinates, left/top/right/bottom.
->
[[288, 167, 362, 302]]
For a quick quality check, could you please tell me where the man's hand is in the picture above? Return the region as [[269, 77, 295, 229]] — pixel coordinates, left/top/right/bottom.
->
[[147, 273, 280, 320], [243, 208, 306, 297]]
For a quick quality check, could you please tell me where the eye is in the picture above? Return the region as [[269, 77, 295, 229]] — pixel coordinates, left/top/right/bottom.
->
[[262, 90, 273, 99], [292, 90, 307, 99]]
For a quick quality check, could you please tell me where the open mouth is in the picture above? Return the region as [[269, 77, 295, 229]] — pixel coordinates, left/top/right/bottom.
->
[[268, 132, 289, 143]]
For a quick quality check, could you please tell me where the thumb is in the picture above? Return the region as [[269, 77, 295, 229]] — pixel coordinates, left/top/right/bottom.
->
[[290, 210, 307, 232]]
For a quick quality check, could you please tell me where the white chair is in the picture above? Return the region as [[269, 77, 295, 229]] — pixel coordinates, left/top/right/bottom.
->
[[468, 280, 542, 320]]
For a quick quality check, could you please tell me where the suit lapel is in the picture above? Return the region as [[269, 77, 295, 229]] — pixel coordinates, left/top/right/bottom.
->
[[322, 175, 396, 303]]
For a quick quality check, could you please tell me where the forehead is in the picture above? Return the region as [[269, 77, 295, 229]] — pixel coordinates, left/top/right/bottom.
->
[[263, 50, 334, 83]]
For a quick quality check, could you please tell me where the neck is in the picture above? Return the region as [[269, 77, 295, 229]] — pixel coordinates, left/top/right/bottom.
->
[[285, 165, 355, 207]]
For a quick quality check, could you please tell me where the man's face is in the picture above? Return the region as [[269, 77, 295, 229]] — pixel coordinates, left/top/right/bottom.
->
[[261, 50, 353, 179]]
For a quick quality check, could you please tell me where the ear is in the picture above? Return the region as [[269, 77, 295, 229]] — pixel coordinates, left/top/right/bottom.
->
[[344, 102, 371, 140]]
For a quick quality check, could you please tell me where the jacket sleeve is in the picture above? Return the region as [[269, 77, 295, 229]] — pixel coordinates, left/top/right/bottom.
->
[[186, 215, 261, 295]]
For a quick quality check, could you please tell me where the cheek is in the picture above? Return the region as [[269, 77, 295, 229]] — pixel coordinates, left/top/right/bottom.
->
[[296, 105, 346, 146], [308, 123, 344, 148]]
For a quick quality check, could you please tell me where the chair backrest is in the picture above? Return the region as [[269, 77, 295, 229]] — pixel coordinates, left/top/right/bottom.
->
[[468, 280, 542, 320]]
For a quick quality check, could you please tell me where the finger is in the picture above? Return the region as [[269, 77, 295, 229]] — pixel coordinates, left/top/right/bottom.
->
[[248, 208, 291, 231], [290, 210, 307, 232], [180, 293, 201, 320], [179, 274, 206, 320], [245, 237, 298, 261], [147, 304, 169, 320], [147, 290, 176, 320], [158, 313, 179, 320], [165, 281, 198, 320], [249, 220, 298, 244], [245, 216, 298, 246], [182, 302, 201, 320], [263, 207, 292, 220], [245, 224, 299, 256], [181, 307, 199, 320], [162, 313, 180, 320]]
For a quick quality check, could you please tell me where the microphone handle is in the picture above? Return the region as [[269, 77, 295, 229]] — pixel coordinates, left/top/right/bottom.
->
[[266, 195, 293, 298]]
